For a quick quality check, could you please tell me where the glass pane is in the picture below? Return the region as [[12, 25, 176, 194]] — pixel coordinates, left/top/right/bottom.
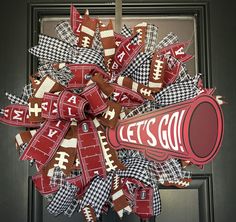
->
[[121, 16, 197, 75], [41, 15, 197, 75]]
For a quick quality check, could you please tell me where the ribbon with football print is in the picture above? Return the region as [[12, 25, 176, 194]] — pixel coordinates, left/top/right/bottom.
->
[[0, 4, 225, 222]]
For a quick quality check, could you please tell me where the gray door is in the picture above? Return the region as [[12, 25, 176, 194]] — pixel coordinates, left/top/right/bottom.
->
[[0, 1, 235, 222]]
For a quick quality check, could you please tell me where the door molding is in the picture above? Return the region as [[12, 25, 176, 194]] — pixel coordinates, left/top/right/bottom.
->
[[28, 2, 211, 86]]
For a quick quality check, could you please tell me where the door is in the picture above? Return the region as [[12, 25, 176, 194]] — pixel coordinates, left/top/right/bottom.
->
[[0, 1, 235, 222]]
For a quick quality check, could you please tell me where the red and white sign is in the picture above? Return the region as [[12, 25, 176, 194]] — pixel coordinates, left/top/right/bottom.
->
[[107, 95, 224, 165]]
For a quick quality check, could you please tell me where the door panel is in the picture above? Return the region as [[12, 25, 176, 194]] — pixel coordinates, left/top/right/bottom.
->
[[0, 1, 235, 222]]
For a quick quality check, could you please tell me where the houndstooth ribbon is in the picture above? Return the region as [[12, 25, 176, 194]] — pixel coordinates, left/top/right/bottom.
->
[[47, 181, 78, 216], [121, 52, 152, 77], [29, 35, 105, 69], [121, 24, 132, 37], [50, 166, 67, 188], [79, 172, 114, 218], [176, 63, 190, 82], [0, 109, 4, 115], [37, 63, 73, 86], [5, 92, 28, 105], [155, 74, 201, 106], [48, 167, 80, 217], [131, 58, 151, 85], [55, 21, 78, 46], [21, 83, 33, 101], [92, 28, 104, 55], [145, 24, 159, 53], [156, 32, 179, 50]]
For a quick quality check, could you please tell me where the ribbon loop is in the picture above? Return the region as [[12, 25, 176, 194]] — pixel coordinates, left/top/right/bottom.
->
[[58, 90, 88, 121]]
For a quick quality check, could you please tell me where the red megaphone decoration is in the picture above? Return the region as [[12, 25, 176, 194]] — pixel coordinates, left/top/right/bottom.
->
[[107, 95, 224, 165]]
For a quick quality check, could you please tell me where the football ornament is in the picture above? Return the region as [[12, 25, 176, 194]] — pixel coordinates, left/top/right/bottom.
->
[[0, 4, 225, 221]]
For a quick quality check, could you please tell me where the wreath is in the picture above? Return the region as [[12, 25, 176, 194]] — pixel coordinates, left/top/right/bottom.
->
[[0, 5, 224, 221]]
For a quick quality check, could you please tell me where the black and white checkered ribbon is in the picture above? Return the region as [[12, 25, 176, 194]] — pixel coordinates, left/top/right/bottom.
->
[[92, 28, 104, 55], [50, 166, 67, 188], [117, 157, 152, 185], [121, 52, 152, 78], [131, 58, 151, 85], [19, 143, 28, 157], [149, 159, 191, 183], [155, 74, 201, 106], [0, 109, 4, 115], [47, 181, 78, 216], [156, 32, 179, 50], [124, 101, 160, 119], [176, 64, 190, 82], [37, 63, 55, 78], [29, 35, 76, 62], [117, 154, 163, 216], [53, 67, 73, 86], [145, 24, 159, 53], [29, 35, 105, 69], [38, 63, 73, 86], [152, 183, 162, 216], [121, 24, 132, 37], [5, 92, 28, 105], [79, 172, 114, 218], [64, 198, 80, 217], [21, 83, 33, 101], [55, 21, 78, 46]]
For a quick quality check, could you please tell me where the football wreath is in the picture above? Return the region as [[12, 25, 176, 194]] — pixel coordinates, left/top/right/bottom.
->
[[0, 4, 224, 221]]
